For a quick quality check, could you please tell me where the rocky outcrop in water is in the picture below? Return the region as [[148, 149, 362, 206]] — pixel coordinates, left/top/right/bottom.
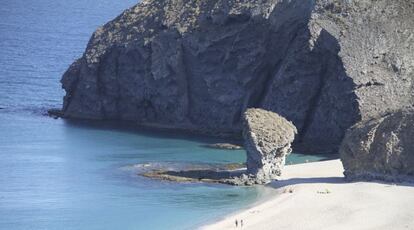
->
[[59, 0, 414, 153], [141, 163, 245, 184], [239, 108, 296, 185], [203, 143, 243, 150], [340, 108, 414, 182], [142, 109, 295, 186]]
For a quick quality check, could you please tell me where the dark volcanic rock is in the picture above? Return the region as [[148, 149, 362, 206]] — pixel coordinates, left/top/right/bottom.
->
[[142, 169, 240, 184], [203, 143, 243, 150], [340, 108, 414, 182], [47, 109, 64, 118], [59, 0, 414, 153], [141, 163, 246, 184]]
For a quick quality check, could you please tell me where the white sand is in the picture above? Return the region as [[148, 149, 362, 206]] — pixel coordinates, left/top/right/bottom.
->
[[200, 160, 414, 230]]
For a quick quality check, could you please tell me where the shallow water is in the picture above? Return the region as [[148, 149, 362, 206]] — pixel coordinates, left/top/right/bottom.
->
[[0, 0, 327, 229]]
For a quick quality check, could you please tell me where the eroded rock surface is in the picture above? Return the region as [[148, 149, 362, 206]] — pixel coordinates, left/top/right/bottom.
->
[[141, 109, 296, 186], [340, 108, 414, 182], [59, 0, 414, 153], [236, 108, 297, 185]]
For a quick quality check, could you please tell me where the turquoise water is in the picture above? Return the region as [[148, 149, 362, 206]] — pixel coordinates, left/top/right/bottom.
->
[[0, 0, 327, 229]]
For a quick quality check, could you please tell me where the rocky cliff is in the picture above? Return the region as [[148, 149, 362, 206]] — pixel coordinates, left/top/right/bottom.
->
[[60, 0, 414, 153], [340, 108, 414, 182]]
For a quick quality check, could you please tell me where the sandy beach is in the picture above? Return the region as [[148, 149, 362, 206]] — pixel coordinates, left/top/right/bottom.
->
[[200, 160, 414, 230]]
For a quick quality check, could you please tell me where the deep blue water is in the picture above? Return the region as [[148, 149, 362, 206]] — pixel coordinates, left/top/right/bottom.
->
[[0, 0, 327, 229]]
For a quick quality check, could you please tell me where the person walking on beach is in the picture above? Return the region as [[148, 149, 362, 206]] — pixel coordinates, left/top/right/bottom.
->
[[235, 219, 238, 228], [241, 219, 244, 228]]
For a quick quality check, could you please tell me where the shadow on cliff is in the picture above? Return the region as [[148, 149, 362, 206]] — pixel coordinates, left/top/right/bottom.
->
[[291, 28, 360, 154], [233, 0, 361, 154]]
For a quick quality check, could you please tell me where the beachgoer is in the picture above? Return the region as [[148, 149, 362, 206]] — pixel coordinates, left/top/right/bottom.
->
[[241, 219, 244, 228], [235, 219, 238, 228]]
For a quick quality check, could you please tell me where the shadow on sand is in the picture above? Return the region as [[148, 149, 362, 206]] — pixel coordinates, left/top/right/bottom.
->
[[269, 176, 414, 189], [269, 176, 346, 189]]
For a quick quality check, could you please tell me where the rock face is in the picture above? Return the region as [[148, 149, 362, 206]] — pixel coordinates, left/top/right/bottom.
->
[[340, 108, 414, 182], [242, 108, 296, 184], [60, 0, 414, 153]]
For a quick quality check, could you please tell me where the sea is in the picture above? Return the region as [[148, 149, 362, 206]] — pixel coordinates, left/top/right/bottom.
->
[[0, 0, 327, 229]]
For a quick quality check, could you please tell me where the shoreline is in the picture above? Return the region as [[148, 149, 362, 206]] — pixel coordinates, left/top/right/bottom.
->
[[199, 160, 414, 230], [195, 183, 281, 229], [47, 109, 336, 155], [47, 108, 242, 139]]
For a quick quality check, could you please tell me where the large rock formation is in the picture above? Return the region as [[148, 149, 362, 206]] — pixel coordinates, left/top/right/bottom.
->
[[242, 108, 296, 184], [142, 109, 296, 186], [59, 0, 414, 153], [340, 108, 414, 182]]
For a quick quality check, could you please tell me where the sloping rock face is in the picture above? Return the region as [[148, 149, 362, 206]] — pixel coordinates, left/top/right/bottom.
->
[[340, 108, 414, 182], [60, 0, 414, 153], [242, 108, 296, 184]]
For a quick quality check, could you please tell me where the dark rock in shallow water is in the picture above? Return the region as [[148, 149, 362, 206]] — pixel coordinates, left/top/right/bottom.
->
[[48, 108, 63, 116], [143, 109, 297, 186], [141, 163, 246, 184], [59, 0, 414, 153], [142, 169, 239, 183], [203, 143, 243, 150], [340, 108, 414, 182], [47, 109, 64, 118]]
